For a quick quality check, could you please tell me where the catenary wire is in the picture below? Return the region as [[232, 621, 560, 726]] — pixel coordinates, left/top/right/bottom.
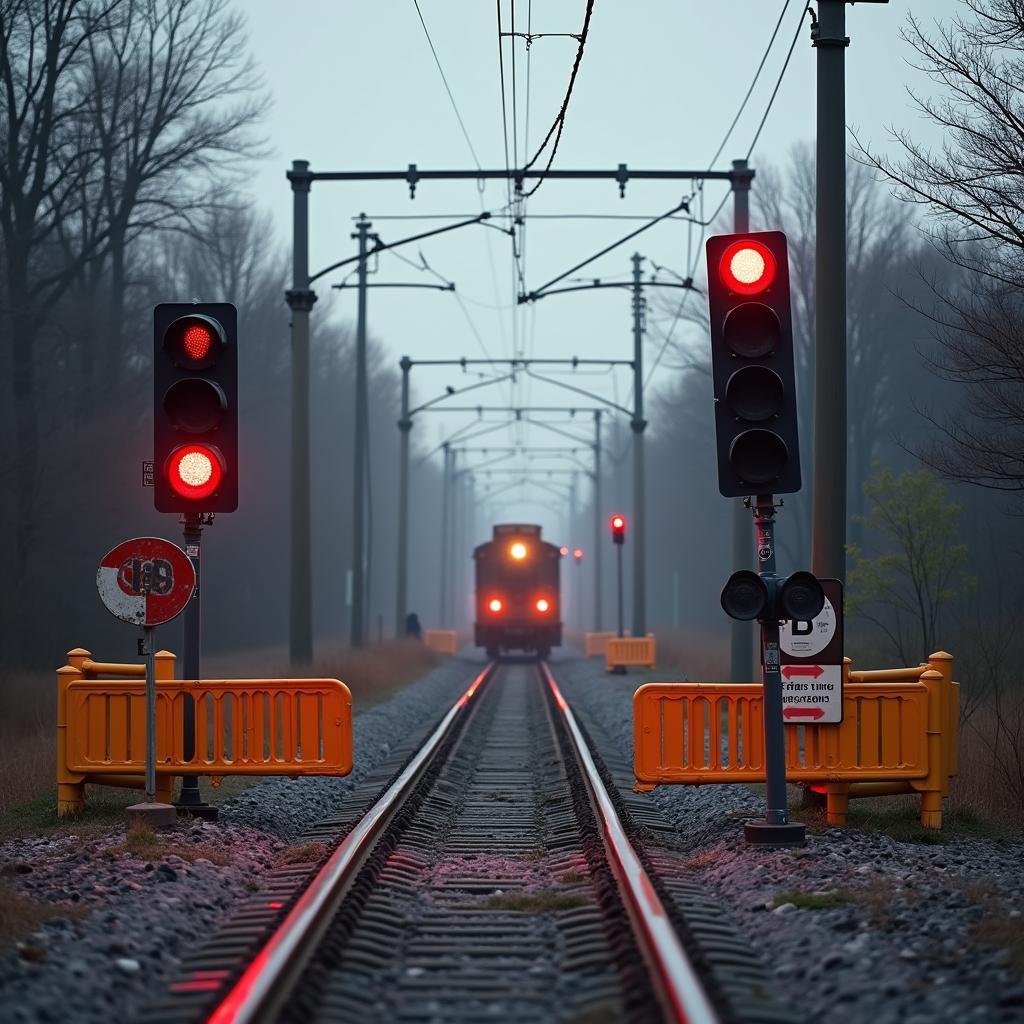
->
[[520, 0, 595, 199], [411, 0, 483, 170]]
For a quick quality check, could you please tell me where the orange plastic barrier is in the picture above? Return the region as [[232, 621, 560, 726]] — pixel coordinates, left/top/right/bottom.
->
[[584, 632, 615, 657], [57, 648, 353, 816], [633, 652, 958, 829], [424, 629, 458, 655], [607, 634, 656, 670]]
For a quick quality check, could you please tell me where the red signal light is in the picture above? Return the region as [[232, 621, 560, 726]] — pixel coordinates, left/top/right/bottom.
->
[[166, 443, 225, 501], [164, 313, 225, 369], [573, 548, 583, 560], [559, 546, 569, 557], [488, 597, 503, 613], [610, 515, 625, 530], [535, 598, 550, 613], [719, 238, 776, 296], [183, 323, 214, 362]]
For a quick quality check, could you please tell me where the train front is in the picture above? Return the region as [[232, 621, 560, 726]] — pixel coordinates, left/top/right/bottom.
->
[[474, 524, 562, 659]]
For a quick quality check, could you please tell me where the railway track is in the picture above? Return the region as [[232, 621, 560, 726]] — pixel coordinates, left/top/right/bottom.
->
[[145, 659, 777, 1024]]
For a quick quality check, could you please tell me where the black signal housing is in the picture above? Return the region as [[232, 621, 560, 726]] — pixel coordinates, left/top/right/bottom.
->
[[705, 231, 802, 497], [154, 302, 238, 513]]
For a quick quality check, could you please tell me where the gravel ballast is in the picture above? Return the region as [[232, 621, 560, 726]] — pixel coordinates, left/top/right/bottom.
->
[[550, 651, 1024, 1024], [0, 652, 487, 1024]]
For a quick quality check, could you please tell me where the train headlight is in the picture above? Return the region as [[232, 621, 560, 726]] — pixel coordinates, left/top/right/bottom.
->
[[510, 542, 528, 561]]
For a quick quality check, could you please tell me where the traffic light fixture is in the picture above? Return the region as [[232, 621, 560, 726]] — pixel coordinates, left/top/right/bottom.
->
[[705, 231, 801, 498], [610, 514, 626, 545], [154, 303, 238, 513]]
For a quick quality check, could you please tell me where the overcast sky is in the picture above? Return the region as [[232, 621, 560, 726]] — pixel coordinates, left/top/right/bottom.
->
[[241, 0, 963, 544]]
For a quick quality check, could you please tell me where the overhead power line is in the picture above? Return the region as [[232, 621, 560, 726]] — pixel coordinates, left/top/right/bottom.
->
[[519, 0, 595, 199], [706, 0, 792, 172], [411, 0, 483, 170], [745, 2, 811, 160]]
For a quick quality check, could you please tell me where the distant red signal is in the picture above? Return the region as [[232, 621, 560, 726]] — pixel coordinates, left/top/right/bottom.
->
[[610, 514, 626, 545], [573, 548, 583, 560]]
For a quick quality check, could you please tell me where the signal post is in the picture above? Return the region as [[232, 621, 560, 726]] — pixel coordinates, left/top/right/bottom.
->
[[705, 232, 825, 846], [154, 304, 238, 819]]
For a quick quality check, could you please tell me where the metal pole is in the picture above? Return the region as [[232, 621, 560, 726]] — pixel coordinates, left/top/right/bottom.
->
[[144, 624, 156, 803], [439, 443, 451, 628], [811, 1, 848, 585], [616, 543, 625, 639], [732, 159, 756, 682], [631, 252, 647, 638], [745, 494, 806, 847], [286, 160, 316, 665], [569, 471, 578, 624], [177, 514, 216, 819], [396, 357, 412, 634], [350, 215, 371, 647], [593, 410, 603, 632]]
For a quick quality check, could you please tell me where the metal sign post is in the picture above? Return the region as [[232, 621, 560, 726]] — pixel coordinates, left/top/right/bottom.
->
[[142, 622, 157, 802], [178, 513, 218, 819], [745, 496, 806, 847], [97, 537, 196, 829]]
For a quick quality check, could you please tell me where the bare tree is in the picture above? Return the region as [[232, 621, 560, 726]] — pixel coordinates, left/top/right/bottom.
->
[[0, 0, 123, 590], [860, 1, 1024, 501], [79, 0, 268, 390]]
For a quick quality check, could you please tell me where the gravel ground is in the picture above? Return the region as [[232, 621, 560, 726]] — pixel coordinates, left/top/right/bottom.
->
[[549, 650, 1024, 1024], [0, 651, 487, 1024]]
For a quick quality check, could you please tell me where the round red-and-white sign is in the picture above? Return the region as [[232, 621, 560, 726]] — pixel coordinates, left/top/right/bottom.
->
[[96, 537, 196, 626]]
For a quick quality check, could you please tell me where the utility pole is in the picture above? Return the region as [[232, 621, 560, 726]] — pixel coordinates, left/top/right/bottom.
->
[[396, 356, 412, 635], [592, 409, 603, 631], [286, 160, 316, 664], [630, 252, 647, 638], [568, 471, 578, 624], [811, 1, 850, 585], [349, 215, 371, 647], [731, 158, 756, 682], [439, 443, 451, 627]]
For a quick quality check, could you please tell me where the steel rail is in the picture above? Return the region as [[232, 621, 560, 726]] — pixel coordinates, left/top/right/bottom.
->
[[540, 661, 720, 1024], [205, 661, 496, 1024]]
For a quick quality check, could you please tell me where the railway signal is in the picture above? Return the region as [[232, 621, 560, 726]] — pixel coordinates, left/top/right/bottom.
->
[[720, 569, 824, 623], [154, 303, 238, 513], [705, 231, 801, 498], [610, 514, 626, 544]]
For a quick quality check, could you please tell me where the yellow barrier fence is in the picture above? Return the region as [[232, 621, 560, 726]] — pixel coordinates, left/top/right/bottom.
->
[[57, 648, 353, 816], [633, 652, 958, 829], [584, 632, 614, 656], [424, 630, 458, 655], [607, 634, 656, 670]]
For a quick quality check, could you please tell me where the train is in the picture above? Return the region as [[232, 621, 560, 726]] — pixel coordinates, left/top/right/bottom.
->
[[474, 524, 562, 659]]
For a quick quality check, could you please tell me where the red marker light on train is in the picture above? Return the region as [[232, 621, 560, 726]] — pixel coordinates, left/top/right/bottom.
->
[[488, 598, 503, 613], [535, 598, 550, 613]]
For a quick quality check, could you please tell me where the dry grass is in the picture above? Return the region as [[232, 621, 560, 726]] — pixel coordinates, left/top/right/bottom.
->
[[304, 639, 440, 708], [276, 841, 329, 866], [772, 889, 853, 910], [656, 627, 730, 681], [950, 705, 1024, 828], [0, 880, 86, 953], [482, 890, 590, 912], [106, 826, 232, 865]]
